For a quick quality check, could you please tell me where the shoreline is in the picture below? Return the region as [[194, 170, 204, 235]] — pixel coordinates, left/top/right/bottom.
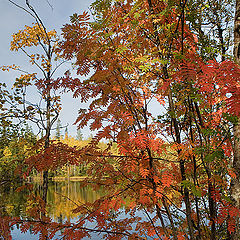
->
[[29, 176, 88, 182]]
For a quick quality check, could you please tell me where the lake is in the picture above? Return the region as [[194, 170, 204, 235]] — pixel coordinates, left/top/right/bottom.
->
[[0, 181, 107, 240], [1, 181, 162, 240]]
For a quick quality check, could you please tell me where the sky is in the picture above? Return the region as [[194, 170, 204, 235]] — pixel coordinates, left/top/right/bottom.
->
[[0, 0, 94, 138]]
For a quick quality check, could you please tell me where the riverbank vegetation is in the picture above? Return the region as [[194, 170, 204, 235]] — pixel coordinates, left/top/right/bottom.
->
[[0, 122, 114, 184]]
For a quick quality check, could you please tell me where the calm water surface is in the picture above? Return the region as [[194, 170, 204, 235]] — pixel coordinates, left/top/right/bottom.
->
[[0, 181, 105, 239]]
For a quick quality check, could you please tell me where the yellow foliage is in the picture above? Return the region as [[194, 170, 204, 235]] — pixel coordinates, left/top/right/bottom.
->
[[10, 24, 57, 51], [8, 23, 59, 72], [0, 64, 19, 72], [3, 147, 12, 157]]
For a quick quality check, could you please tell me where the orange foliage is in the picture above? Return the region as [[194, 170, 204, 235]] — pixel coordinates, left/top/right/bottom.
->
[[2, 0, 240, 239]]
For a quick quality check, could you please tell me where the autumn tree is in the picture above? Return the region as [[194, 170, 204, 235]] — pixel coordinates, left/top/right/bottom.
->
[[56, 0, 240, 239], [2, 0, 240, 240], [0, 122, 36, 186], [0, 0, 67, 204], [230, 0, 240, 239]]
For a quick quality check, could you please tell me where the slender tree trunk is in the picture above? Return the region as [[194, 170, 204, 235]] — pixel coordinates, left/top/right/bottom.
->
[[41, 79, 51, 240], [231, 1, 240, 238], [146, 1, 195, 238], [42, 84, 51, 203]]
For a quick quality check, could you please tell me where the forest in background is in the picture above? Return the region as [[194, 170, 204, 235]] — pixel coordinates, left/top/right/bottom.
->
[[0, 120, 116, 183]]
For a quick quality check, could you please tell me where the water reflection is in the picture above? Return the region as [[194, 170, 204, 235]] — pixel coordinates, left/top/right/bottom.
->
[[46, 181, 103, 221], [0, 181, 104, 221], [0, 184, 29, 218], [1, 182, 153, 240]]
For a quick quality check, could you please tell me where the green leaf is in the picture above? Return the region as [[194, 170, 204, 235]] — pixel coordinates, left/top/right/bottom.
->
[[116, 46, 128, 54], [181, 180, 202, 197]]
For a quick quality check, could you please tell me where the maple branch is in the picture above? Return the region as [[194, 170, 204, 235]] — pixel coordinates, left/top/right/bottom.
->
[[143, 208, 164, 240], [114, 164, 186, 217]]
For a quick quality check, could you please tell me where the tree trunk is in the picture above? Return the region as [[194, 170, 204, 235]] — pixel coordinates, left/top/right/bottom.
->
[[231, 1, 240, 238], [42, 83, 51, 203]]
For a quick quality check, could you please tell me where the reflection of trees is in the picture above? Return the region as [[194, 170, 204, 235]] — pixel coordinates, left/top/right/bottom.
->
[[0, 185, 29, 218], [46, 181, 104, 221], [0, 181, 104, 223]]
